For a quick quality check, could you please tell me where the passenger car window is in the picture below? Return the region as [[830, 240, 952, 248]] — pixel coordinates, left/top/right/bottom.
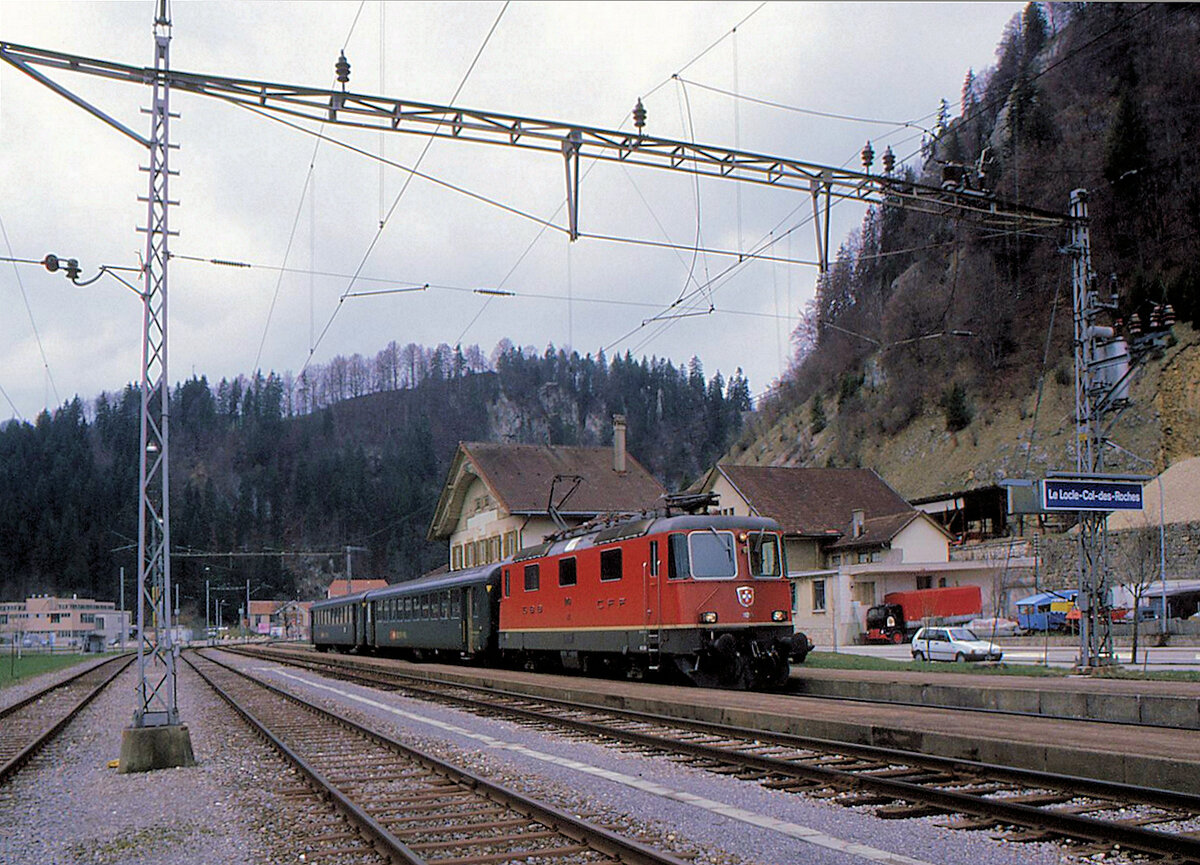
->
[[689, 531, 737, 579]]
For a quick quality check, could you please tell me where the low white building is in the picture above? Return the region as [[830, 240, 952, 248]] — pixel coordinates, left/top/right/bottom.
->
[[698, 465, 1015, 646]]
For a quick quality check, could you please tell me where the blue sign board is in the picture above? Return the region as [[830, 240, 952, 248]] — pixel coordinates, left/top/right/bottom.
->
[[1041, 479, 1144, 512]]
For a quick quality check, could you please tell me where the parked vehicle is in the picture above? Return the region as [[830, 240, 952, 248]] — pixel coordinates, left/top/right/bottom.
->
[[1014, 590, 1077, 631], [911, 626, 1003, 662], [966, 616, 1021, 638], [864, 586, 982, 643]]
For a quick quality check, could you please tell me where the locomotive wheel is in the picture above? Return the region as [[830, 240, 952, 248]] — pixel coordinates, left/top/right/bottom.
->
[[891, 631, 904, 644]]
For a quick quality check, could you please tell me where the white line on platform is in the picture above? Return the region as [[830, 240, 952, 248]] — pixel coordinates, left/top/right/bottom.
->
[[268, 668, 938, 865]]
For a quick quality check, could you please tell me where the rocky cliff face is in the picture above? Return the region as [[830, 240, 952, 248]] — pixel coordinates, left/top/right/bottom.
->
[[731, 325, 1198, 500]]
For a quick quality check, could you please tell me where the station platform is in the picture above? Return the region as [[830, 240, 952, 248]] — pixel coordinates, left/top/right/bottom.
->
[[792, 665, 1200, 729]]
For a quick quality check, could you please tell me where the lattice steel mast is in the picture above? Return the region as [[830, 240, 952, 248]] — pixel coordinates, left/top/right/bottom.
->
[[133, 0, 180, 729], [1068, 189, 1114, 668]]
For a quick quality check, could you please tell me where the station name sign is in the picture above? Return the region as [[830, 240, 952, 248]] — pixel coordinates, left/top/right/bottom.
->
[[1041, 479, 1144, 512]]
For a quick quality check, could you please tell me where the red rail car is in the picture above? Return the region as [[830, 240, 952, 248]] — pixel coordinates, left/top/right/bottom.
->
[[497, 508, 809, 689]]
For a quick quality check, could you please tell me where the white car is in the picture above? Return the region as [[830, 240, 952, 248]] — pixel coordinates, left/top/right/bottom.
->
[[911, 626, 1003, 662]]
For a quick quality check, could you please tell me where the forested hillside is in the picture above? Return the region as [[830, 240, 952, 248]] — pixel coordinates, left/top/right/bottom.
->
[[743, 3, 1200, 489], [0, 342, 749, 608]]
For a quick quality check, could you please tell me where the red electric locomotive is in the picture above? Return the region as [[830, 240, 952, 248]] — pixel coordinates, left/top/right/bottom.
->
[[496, 495, 810, 689]]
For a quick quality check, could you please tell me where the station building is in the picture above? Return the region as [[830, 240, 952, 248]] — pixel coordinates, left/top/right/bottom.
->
[[247, 599, 312, 639], [428, 415, 666, 570]]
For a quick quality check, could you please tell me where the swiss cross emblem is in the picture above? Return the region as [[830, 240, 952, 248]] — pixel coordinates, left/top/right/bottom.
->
[[736, 586, 755, 607]]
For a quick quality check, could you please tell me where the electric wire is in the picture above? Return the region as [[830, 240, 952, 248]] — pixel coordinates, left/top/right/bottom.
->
[[171, 250, 804, 321], [252, 0, 371, 374], [0, 212, 61, 410], [674, 75, 940, 133], [299, 0, 510, 380], [0, 381, 22, 420], [641, 2, 768, 102], [674, 76, 713, 309], [448, 1, 770, 351]]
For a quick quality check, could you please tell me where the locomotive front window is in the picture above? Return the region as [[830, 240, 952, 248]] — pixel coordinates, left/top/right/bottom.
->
[[749, 532, 783, 578], [689, 531, 737, 579]]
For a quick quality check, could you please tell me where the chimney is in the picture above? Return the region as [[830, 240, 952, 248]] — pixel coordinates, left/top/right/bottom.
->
[[612, 414, 627, 473], [851, 508, 865, 538]]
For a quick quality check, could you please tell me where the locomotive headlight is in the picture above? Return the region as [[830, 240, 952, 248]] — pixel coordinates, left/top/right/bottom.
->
[[700, 611, 718, 624], [771, 610, 787, 622]]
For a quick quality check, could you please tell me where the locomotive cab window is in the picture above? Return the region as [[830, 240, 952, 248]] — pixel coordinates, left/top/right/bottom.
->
[[524, 563, 540, 592], [748, 532, 783, 578], [689, 531, 737, 579], [667, 533, 689, 580], [558, 557, 577, 587], [600, 548, 622, 582]]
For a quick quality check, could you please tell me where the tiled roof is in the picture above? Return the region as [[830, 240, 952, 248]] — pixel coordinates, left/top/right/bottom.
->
[[714, 465, 915, 539], [826, 511, 921, 550], [464, 442, 665, 515], [327, 578, 389, 598]]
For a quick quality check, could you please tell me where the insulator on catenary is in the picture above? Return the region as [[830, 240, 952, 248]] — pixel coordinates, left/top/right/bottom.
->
[[861, 140, 874, 173], [335, 51, 351, 87], [882, 146, 895, 174], [632, 98, 647, 132]]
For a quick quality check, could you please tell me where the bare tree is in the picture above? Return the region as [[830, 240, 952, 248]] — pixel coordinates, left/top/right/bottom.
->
[[1112, 520, 1163, 665]]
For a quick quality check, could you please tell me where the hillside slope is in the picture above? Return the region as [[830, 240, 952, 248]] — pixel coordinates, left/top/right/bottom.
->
[[733, 3, 1200, 495], [731, 327, 1197, 499]]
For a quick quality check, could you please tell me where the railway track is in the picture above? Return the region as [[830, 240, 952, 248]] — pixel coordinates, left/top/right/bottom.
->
[[235, 645, 1200, 864], [186, 648, 694, 865], [0, 653, 133, 785]]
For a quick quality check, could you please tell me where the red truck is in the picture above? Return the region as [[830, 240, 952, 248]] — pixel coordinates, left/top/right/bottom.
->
[[864, 586, 982, 643]]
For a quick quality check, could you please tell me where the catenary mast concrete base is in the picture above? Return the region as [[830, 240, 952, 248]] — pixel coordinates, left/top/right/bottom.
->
[[118, 724, 195, 773]]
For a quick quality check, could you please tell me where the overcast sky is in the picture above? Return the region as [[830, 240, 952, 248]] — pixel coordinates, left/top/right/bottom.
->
[[0, 1, 1026, 422]]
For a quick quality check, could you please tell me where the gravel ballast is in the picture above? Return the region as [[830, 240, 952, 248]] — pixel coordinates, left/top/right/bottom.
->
[[0, 651, 1151, 865]]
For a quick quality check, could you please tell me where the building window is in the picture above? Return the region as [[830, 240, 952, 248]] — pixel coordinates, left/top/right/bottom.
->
[[812, 579, 826, 613], [558, 558, 577, 587], [829, 554, 841, 566], [600, 548, 623, 582], [916, 575, 933, 590], [524, 563, 540, 592], [857, 552, 870, 564], [504, 531, 518, 558]]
